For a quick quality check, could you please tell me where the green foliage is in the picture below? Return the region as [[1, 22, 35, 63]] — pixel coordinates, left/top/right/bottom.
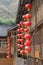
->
[[0, 17, 15, 25], [0, 6, 11, 13]]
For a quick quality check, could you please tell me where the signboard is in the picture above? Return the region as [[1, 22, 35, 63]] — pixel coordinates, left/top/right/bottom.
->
[[35, 51, 39, 58]]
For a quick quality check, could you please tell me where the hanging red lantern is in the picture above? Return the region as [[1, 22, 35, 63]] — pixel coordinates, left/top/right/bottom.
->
[[23, 21, 32, 26], [7, 39, 10, 44], [24, 34, 32, 39], [7, 37, 10, 40], [20, 44, 24, 48], [20, 39, 24, 42], [25, 14, 32, 19], [20, 50, 25, 55], [24, 40, 32, 46], [17, 39, 20, 42], [17, 29, 20, 32], [22, 15, 26, 20], [24, 28, 28, 32], [7, 47, 11, 51], [8, 38, 10, 41], [20, 34, 24, 37], [25, 46, 31, 53], [25, 4, 32, 11], [18, 49, 21, 52], [8, 44, 11, 47], [17, 34, 20, 37], [17, 39, 24, 42], [7, 55, 10, 58], [20, 22, 23, 25], [24, 50, 29, 54], [20, 28, 24, 31], [17, 34, 24, 37], [17, 24, 20, 27], [7, 41, 10, 44], [17, 44, 20, 47], [7, 51, 11, 54]]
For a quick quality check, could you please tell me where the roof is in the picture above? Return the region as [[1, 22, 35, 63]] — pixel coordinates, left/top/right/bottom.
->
[[0, 25, 17, 36]]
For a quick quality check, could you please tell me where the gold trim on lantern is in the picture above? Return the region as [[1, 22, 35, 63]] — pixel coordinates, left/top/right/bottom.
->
[[24, 19, 26, 21], [28, 8, 30, 11], [27, 18, 30, 21], [27, 26, 30, 32]]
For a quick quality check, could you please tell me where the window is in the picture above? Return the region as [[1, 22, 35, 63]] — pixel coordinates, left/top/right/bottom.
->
[[1, 41, 7, 48], [0, 41, 7, 48], [0, 43, 1, 47]]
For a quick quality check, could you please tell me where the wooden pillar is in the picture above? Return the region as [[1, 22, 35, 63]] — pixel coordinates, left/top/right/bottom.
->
[[13, 31, 17, 65]]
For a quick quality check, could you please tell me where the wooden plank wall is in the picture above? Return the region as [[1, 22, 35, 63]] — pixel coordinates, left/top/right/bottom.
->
[[30, 0, 43, 60], [31, 0, 43, 29], [0, 58, 13, 65]]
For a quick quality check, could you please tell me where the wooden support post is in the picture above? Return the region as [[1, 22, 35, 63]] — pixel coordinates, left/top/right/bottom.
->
[[13, 31, 17, 65]]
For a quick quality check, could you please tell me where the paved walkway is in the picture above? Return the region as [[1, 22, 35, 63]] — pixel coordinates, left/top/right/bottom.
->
[[17, 58, 27, 65]]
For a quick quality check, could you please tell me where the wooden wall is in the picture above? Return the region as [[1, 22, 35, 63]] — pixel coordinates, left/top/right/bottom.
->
[[31, 0, 43, 29], [30, 0, 43, 60], [0, 38, 7, 53], [8, 29, 17, 65], [0, 58, 13, 65]]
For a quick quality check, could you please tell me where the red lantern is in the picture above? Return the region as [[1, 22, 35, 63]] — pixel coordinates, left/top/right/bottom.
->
[[20, 28, 24, 31], [8, 44, 11, 47], [20, 34, 24, 37], [24, 21, 32, 26], [18, 49, 21, 52], [7, 41, 10, 44], [7, 39, 10, 44], [20, 50, 25, 55], [7, 55, 10, 58], [17, 24, 20, 27], [24, 28, 28, 32], [24, 40, 32, 46], [17, 39, 20, 42], [25, 14, 32, 19], [20, 39, 24, 42], [25, 4, 32, 10], [24, 34, 32, 39], [20, 44, 24, 48], [17, 34, 24, 37], [17, 44, 20, 47], [20, 22, 23, 26], [7, 51, 11, 54], [22, 15, 26, 20], [17, 39, 24, 42], [17, 29, 20, 32], [25, 46, 31, 53], [7, 47, 11, 51], [7, 37, 10, 40], [7, 37, 10, 44], [24, 50, 28, 54], [17, 34, 20, 37], [7, 38, 10, 42]]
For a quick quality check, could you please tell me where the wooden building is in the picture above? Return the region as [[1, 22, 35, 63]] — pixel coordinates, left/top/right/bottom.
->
[[0, 26, 17, 65], [0, 0, 43, 65], [16, 0, 43, 65], [30, 0, 43, 65]]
